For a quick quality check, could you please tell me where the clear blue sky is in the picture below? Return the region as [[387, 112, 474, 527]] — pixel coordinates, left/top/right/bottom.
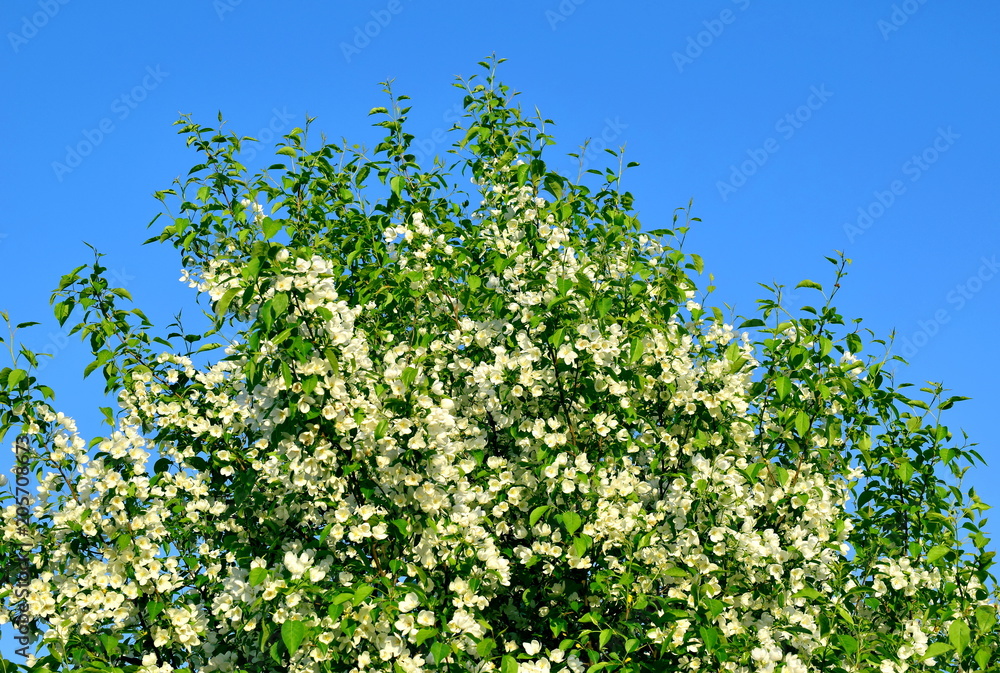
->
[[2, 1, 998, 660]]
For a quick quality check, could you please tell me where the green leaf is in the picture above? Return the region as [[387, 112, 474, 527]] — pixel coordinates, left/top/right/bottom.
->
[[99, 633, 119, 656], [281, 619, 306, 655], [922, 642, 952, 659], [794, 411, 810, 437], [895, 461, 914, 483], [260, 619, 273, 652], [792, 587, 821, 600], [147, 600, 165, 620], [187, 456, 209, 471], [516, 163, 530, 186], [501, 655, 518, 673], [949, 618, 970, 656], [599, 629, 613, 649], [83, 359, 103, 379], [845, 333, 862, 355], [543, 174, 563, 199], [699, 626, 718, 651], [773, 465, 789, 487], [415, 628, 438, 645], [837, 634, 858, 654], [324, 348, 340, 374], [774, 376, 792, 400], [432, 642, 451, 666], [976, 605, 997, 632], [354, 584, 374, 604], [476, 638, 496, 658], [975, 646, 991, 670], [548, 327, 565, 348], [939, 395, 971, 411], [7, 369, 26, 389], [795, 279, 823, 291], [529, 505, 551, 527], [368, 106, 388, 116], [262, 218, 281, 239], [54, 299, 72, 325], [390, 175, 405, 197], [276, 146, 297, 158], [272, 291, 289, 317], [56, 271, 80, 291], [249, 568, 268, 586], [215, 287, 240, 319], [629, 337, 645, 364], [562, 511, 582, 535], [703, 598, 726, 619], [401, 366, 418, 387], [595, 296, 613, 319], [302, 374, 319, 396]]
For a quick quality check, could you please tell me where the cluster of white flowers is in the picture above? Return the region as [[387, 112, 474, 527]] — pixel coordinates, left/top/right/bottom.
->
[[240, 196, 265, 223], [872, 557, 942, 597], [1, 156, 989, 673]]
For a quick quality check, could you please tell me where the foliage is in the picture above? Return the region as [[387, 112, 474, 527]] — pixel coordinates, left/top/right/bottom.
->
[[0, 57, 997, 673]]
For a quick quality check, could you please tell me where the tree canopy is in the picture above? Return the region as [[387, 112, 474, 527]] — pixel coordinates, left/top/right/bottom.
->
[[1, 57, 997, 673]]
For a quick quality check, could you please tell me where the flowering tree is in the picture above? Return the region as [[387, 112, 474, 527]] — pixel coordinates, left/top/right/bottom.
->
[[1, 58, 997, 673]]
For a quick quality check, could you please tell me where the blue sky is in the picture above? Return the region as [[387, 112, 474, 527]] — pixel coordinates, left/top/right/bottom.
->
[[2, 0, 998, 660]]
